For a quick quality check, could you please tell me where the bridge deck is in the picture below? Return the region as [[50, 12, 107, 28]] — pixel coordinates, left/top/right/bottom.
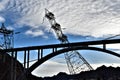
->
[[2, 39, 120, 52]]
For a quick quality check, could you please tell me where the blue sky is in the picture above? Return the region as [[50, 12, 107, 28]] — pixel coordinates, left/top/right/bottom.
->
[[0, 0, 120, 77]]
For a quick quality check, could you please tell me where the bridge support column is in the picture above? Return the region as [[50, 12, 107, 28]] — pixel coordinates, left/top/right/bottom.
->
[[52, 48, 57, 53], [24, 50, 27, 68], [27, 50, 30, 68], [103, 44, 106, 50], [38, 49, 43, 60], [38, 49, 40, 60], [41, 49, 43, 58]]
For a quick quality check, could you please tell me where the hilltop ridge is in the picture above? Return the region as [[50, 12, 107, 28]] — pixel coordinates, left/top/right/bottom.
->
[[43, 65, 120, 80]]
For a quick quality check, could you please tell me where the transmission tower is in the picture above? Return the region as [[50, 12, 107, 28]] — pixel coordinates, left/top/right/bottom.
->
[[0, 23, 14, 49], [44, 9, 93, 74]]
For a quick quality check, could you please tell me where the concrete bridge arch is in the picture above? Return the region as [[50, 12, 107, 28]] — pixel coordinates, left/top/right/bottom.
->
[[28, 46, 120, 73]]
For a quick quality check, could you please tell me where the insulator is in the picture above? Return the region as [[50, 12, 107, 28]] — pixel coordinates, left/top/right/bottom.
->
[[52, 23, 61, 31], [58, 37, 65, 42], [58, 34, 68, 42], [62, 34, 68, 41], [45, 12, 55, 20], [0, 23, 13, 34], [55, 23, 61, 27]]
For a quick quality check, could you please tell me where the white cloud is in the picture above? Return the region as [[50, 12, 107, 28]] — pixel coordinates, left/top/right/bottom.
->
[[0, 16, 5, 22], [25, 29, 44, 37], [7, 26, 14, 30], [106, 43, 120, 49], [31, 60, 120, 77], [1, 0, 120, 37], [0, 0, 9, 11], [31, 60, 69, 77]]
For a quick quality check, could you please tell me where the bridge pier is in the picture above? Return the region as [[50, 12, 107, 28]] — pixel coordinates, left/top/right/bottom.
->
[[103, 44, 106, 50], [24, 50, 27, 69]]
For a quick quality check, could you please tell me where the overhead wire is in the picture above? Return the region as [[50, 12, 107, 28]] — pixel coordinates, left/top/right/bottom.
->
[[104, 34, 120, 40]]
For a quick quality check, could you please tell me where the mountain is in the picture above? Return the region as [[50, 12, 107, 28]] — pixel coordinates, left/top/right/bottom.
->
[[43, 65, 120, 80]]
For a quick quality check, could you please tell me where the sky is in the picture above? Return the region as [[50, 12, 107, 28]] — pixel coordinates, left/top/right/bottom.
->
[[0, 0, 120, 77]]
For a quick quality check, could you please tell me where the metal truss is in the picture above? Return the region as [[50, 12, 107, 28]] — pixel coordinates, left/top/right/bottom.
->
[[44, 9, 93, 74], [0, 23, 13, 49]]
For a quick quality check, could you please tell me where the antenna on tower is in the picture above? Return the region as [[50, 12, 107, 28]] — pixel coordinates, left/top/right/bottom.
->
[[44, 9, 93, 74]]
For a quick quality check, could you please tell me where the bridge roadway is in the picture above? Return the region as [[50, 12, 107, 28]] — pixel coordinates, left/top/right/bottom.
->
[[1, 39, 120, 79], [3, 39, 120, 52]]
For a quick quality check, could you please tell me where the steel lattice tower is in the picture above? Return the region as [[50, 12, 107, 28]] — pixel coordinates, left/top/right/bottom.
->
[[0, 23, 14, 49], [44, 9, 93, 74]]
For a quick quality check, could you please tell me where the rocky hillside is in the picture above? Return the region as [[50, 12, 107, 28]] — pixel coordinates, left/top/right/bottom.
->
[[0, 52, 120, 80], [43, 65, 120, 80], [0, 52, 41, 80]]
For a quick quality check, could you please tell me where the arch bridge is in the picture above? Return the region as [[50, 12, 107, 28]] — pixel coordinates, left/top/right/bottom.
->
[[1, 39, 120, 79]]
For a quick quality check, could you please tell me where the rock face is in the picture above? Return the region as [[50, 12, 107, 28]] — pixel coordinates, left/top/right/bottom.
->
[[0, 52, 42, 80], [74, 65, 120, 80], [0, 52, 25, 80], [43, 65, 120, 80]]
